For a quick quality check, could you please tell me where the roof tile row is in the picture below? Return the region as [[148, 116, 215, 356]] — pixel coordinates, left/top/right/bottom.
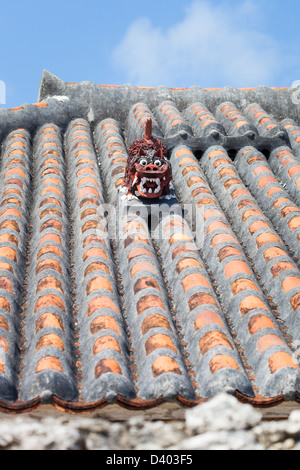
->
[[21, 124, 77, 402]]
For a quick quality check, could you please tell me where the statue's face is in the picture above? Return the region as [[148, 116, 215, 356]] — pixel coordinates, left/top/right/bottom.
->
[[127, 149, 171, 199]]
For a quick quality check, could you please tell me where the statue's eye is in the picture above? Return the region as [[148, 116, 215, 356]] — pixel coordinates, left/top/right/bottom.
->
[[154, 159, 162, 167], [139, 158, 148, 166]]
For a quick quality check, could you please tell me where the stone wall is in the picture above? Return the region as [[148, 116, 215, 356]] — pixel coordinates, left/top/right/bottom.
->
[[0, 394, 300, 450]]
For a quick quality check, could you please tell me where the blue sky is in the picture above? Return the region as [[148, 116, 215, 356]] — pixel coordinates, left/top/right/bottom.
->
[[1, 0, 300, 108]]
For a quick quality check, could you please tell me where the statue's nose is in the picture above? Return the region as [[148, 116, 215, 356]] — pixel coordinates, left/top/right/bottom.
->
[[145, 164, 158, 171]]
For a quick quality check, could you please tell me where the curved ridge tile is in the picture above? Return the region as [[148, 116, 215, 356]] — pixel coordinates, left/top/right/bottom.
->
[[65, 119, 135, 402], [216, 102, 257, 138], [93, 119, 128, 201], [0, 129, 32, 400], [154, 100, 194, 138], [183, 102, 225, 138], [281, 119, 300, 157], [125, 102, 163, 145], [268, 146, 300, 207], [244, 103, 287, 138], [170, 144, 300, 398], [20, 124, 78, 402]]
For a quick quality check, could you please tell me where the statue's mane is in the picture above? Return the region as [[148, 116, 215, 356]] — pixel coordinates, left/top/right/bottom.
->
[[127, 118, 167, 161]]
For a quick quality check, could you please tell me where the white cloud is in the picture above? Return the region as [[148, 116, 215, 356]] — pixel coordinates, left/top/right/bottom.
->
[[112, 0, 281, 88]]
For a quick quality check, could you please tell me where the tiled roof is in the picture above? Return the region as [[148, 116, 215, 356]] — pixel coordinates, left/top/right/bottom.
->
[[1, 71, 300, 414]]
